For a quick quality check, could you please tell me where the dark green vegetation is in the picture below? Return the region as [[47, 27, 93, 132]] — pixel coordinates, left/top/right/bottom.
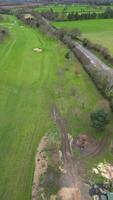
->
[[0, 14, 113, 200], [90, 110, 110, 131], [40, 165, 60, 198], [0, 15, 8, 41], [0, 27, 8, 41]]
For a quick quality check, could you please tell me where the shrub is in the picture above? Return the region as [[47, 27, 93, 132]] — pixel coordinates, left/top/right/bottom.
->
[[58, 28, 66, 40], [82, 38, 93, 48], [90, 109, 110, 131], [69, 28, 81, 39], [82, 38, 89, 47], [65, 51, 70, 59], [41, 165, 60, 198], [0, 28, 8, 42]]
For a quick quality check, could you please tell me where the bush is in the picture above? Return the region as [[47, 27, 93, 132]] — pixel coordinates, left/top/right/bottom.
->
[[0, 28, 8, 42], [41, 165, 60, 198], [69, 28, 81, 39], [65, 51, 70, 59], [82, 38, 92, 48], [90, 109, 110, 131], [58, 28, 66, 40]]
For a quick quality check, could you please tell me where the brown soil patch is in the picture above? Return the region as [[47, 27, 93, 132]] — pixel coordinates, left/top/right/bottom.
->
[[75, 68, 81, 76], [52, 106, 90, 200], [58, 187, 81, 200], [95, 99, 111, 112], [73, 133, 110, 157], [73, 134, 98, 155], [51, 151, 60, 164], [32, 136, 48, 200]]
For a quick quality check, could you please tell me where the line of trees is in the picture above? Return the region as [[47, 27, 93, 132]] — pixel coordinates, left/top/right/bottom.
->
[[19, 12, 113, 110], [82, 38, 113, 65], [40, 6, 113, 21]]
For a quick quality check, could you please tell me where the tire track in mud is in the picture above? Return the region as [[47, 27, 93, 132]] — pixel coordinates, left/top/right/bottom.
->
[[88, 133, 110, 157], [52, 106, 71, 161], [52, 106, 82, 200], [51, 106, 110, 199]]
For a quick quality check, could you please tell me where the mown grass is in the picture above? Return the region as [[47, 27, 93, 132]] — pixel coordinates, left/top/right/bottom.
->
[[0, 15, 113, 200], [0, 15, 67, 200], [53, 19, 113, 54]]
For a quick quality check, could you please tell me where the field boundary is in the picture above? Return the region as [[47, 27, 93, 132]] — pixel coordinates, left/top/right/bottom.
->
[[21, 13, 113, 110]]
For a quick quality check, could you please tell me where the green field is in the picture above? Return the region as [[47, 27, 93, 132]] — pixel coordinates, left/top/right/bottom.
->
[[34, 3, 105, 13], [53, 19, 113, 54], [0, 15, 113, 200]]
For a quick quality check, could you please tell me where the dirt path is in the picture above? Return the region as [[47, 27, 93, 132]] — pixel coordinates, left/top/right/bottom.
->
[[89, 133, 110, 157], [32, 136, 48, 200], [52, 106, 87, 200], [75, 132, 110, 157], [52, 106, 71, 162]]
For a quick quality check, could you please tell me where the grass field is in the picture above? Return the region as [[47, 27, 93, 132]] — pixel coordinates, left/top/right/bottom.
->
[[34, 3, 106, 14], [0, 15, 113, 200], [53, 19, 113, 54], [0, 15, 67, 200]]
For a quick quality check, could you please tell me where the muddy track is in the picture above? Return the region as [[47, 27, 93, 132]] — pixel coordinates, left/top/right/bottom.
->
[[90, 132, 110, 157], [52, 106, 109, 199], [52, 106, 71, 162], [52, 106, 84, 200], [79, 132, 110, 158]]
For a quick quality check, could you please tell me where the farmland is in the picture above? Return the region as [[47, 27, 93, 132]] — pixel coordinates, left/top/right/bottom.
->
[[0, 14, 113, 200], [53, 19, 113, 54], [34, 4, 106, 14]]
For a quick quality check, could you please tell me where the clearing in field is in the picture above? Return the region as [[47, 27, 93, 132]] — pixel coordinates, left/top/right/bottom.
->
[[0, 14, 113, 200]]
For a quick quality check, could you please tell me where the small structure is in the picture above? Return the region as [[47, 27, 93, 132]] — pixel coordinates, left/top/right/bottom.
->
[[107, 192, 113, 200], [89, 184, 113, 200]]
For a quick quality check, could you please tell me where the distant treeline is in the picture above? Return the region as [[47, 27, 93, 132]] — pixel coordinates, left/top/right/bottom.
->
[[40, 6, 113, 21], [1, 3, 113, 21]]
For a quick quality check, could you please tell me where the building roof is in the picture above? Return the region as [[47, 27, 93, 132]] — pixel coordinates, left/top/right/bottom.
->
[[101, 195, 107, 200], [107, 192, 113, 200]]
